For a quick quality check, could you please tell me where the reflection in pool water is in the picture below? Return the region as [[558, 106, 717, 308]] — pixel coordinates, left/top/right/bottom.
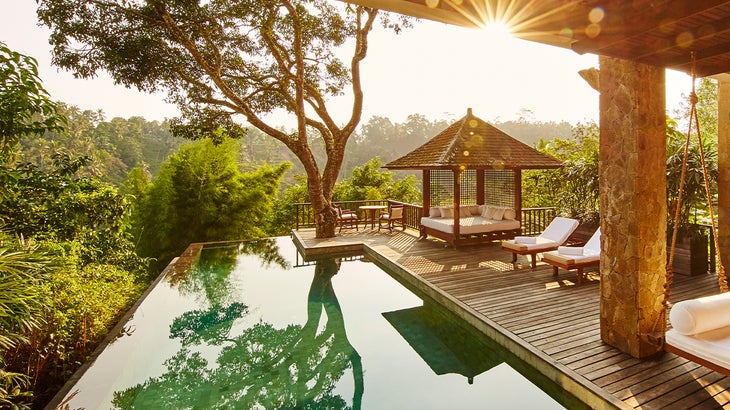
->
[[52, 237, 579, 409]]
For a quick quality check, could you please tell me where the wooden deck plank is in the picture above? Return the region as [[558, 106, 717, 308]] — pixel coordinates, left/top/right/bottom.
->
[[292, 229, 729, 409]]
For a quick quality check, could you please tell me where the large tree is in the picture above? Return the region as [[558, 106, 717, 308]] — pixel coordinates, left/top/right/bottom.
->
[[37, 0, 404, 238]]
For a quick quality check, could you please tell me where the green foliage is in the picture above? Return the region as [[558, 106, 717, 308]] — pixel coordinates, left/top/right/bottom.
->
[[334, 157, 420, 203], [674, 78, 718, 140], [16, 105, 183, 185], [666, 117, 718, 227], [20, 240, 144, 404], [133, 138, 290, 270], [0, 42, 65, 163], [0, 234, 54, 409], [524, 122, 599, 224]]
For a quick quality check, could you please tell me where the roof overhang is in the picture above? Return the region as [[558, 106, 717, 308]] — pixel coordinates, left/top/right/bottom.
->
[[344, 0, 730, 78]]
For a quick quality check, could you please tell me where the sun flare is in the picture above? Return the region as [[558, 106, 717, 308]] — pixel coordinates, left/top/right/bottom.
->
[[481, 19, 513, 39]]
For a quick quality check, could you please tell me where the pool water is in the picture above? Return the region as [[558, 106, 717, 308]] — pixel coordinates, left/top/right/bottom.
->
[[52, 237, 581, 409]]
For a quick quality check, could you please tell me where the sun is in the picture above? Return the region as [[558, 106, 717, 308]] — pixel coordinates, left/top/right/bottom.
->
[[481, 19, 513, 40]]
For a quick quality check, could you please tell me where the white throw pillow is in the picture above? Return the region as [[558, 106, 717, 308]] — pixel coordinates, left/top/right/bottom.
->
[[429, 206, 440, 217], [459, 205, 470, 218], [503, 208, 516, 220], [492, 207, 505, 220], [482, 205, 495, 219], [439, 206, 454, 218]]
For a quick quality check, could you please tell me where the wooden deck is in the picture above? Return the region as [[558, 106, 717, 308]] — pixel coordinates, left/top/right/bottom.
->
[[292, 228, 730, 410]]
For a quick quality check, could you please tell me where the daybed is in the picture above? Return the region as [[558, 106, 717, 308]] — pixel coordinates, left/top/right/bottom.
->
[[665, 292, 730, 376], [420, 205, 521, 246], [501, 217, 579, 269], [542, 227, 601, 284]]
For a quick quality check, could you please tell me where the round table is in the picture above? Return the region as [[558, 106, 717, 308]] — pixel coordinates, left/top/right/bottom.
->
[[358, 205, 388, 229]]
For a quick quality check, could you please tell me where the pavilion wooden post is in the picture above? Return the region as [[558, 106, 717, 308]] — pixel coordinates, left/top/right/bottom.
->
[[453, 168, 461, 237], [514, 169, 522, 223], [598, 56, 667, 358], [422, 170, 431, 215], [718, 76, 730, 281], [476, 170, 485, 205]]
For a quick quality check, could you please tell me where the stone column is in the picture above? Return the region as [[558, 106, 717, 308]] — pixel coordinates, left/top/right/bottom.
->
[[599, 56, 667, 358], [717, 75, 730, 280]]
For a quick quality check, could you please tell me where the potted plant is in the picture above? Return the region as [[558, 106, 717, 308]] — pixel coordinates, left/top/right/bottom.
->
[[666, 118, 718, 276]]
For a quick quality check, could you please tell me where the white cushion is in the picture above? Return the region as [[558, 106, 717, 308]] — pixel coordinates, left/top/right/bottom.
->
[[503, 208, 516, 220], [429, 206, 440, 218], [670, 292, 730, 336], [558, 246, 584, 255], [514, 236, 536, 244], [439, 206, 454, 218], [540, 217, 580, 244], [492, 207, 506, 220], [481, 206, 495, 219]]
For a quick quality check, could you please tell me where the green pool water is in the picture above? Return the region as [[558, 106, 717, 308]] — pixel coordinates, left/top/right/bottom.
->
[[51, 237, 583, 409]]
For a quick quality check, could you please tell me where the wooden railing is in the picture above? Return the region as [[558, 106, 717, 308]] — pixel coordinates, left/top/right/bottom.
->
[[293, 200, 556, 235]]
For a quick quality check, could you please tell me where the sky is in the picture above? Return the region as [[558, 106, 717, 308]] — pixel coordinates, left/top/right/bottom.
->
[[1, 1, 693, 127]]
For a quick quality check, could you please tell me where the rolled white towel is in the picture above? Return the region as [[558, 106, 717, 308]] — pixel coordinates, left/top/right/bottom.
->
[[514, 236, 536, 244], [558, 246, 583, 255], [670, 293, 730, 335]]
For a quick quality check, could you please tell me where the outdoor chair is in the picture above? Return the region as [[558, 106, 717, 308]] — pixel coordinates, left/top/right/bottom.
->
[[501, 216, 579, 269], [542, 227, 600, 284], [335, 204, 359, 233], [378, 205, 405, 232]]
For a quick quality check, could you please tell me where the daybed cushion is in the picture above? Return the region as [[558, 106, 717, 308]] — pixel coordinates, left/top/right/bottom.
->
[[421, 216, 520, 235], [669, 292, 730, 336]]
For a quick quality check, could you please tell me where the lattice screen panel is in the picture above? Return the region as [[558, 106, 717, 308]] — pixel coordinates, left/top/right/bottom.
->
[[460, 170, 477, 205], [429, 170, 453, 206], [484, 170, 515, 207], [429, 169, 514, 206]]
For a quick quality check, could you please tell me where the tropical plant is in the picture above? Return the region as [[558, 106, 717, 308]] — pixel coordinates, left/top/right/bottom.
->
[[0, 42, 65, 163], [525, 122, 599, 224], [0, 234, 54, 409], [666, 117, 718, 230], [132, 137, 290, 270]]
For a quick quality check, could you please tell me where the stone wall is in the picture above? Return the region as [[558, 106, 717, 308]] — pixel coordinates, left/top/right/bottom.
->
[[598, 56, 667, 358]]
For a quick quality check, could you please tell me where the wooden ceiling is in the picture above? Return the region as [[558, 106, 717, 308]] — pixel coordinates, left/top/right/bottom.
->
[[345, 0, 730, 77]]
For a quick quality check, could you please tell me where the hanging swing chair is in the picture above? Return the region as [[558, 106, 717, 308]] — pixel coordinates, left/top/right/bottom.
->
[[663, 53, 730, 376]]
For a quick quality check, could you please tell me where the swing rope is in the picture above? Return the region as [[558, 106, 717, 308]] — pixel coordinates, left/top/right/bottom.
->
[[663, 52, 728, 328]]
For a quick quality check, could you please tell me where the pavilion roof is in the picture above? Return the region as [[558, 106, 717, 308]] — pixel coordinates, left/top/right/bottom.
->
[[384, 108, 563, 170]]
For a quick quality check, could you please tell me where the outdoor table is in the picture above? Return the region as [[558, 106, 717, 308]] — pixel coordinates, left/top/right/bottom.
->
[[358, 205, 387, 229]]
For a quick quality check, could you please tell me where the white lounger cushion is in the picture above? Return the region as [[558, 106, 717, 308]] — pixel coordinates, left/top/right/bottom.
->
[[502, 217, 579, 252], [669, 292, 730, 335], [543, 228, 601, 265]]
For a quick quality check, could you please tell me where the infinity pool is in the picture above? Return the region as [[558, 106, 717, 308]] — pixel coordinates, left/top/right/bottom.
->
[[50, 237, 582, 409]]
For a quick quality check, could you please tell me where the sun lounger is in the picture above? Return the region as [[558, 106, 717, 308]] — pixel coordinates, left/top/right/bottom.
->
[[542, 227, 600, 283], [665, 292, 730, 376], [501, 217, 579, 269]]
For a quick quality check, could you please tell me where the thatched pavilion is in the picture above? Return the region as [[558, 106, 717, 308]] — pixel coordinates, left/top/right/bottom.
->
[[384, 108, 562, 246]]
